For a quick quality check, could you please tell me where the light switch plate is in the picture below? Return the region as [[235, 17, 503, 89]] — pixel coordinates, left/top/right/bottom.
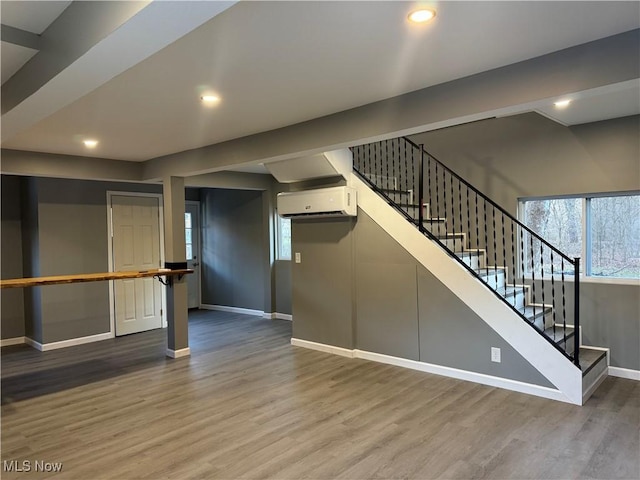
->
[[295, 252, 301, 264], [491, 347, 501, 363]]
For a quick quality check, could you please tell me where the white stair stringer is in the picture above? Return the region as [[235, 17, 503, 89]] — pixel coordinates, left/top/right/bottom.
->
[[351, 174, 583, 405]]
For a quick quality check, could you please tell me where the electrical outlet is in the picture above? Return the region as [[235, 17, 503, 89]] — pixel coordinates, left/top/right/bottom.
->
[[491, 347, 501, 363], [295, 252, 301, 264]]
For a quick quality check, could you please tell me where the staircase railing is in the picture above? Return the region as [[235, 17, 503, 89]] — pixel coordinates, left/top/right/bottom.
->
[[351, 137, 580, 368]]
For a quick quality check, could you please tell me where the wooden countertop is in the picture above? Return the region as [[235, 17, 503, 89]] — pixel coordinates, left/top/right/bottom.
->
[[0, 269, 193, 289]]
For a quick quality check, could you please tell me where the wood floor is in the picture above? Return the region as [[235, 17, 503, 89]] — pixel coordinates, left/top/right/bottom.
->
[[1, 310, 638, 480]]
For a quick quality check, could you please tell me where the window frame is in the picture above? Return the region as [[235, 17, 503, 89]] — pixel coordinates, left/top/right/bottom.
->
[[518, 191, 640, 285]]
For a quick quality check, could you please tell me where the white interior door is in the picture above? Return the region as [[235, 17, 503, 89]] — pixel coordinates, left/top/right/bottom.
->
[[111, 195, 163, 335], [185, 202, 201, 309]]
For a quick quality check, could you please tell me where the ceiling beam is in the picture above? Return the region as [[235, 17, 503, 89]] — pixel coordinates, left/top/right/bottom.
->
[[1, 1, 237, 139], [0, 149, 144, 183], [142, 29, 640, 181], [1, 24, 41, 50]]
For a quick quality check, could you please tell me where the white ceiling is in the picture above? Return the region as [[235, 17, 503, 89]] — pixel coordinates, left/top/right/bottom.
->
[[1, 1, 639, 165]]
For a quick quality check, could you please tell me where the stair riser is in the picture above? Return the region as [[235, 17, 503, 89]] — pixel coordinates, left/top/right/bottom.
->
[[457, 253, 485, 270], [436, 236, 468, 251], [504, 291, 526, 310], [402, 204, 431, 218], [478, 270, 506, 290], [531, 312, 556, 331], [387, 192, 412, 204]]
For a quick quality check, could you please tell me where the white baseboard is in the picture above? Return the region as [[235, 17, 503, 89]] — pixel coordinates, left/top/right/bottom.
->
[[291, 337, 571, 404], [25, 337, 43, 351], [1, 336, 25, 347], [264, 312, 292, 321], [166, 347, 191, 358], [291, 338, 354, 358], [200, 304, 264, 317], [25, 332, 113, 352], [609, 366, 640, 381]]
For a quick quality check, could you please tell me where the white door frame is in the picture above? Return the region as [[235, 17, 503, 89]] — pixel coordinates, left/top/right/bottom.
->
[[106, 191, 167, 336], [186, 200, 203, 308]]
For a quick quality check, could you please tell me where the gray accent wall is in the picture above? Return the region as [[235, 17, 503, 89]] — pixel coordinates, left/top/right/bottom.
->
[[3, 176, 166, 343], [292, 210, 553, 387], [1, 175, 25, 339], [354, 209, 420, 360], [292, 218, 355, 349], [418, 267, 553, 388], [201, 189, 266, 311], [410, 113, 640, 370], [274, 260, 292, 315]]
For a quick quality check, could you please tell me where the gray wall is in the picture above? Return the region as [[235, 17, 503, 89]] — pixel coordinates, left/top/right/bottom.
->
[[292, 210, 553, 387], [274, 260, 292, 315], [3, 176, 165, 343], [410, 113, 640, 370], [292, 218, 355, 349], [1, 175, 25, 339], [201, 189, 266, 311]]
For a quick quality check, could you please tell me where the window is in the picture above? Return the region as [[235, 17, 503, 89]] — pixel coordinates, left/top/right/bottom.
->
[[185, 212, 193, 260], [520, 193, 640, 280], [590, 196, 640, 278], [277, 216, 292, 260]]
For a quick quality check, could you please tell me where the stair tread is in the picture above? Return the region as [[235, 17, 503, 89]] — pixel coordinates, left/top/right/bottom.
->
[[380, 188, 412, 194], [543, 326, 575, 343], [580, 347, 607, 376], [476, 268, 506, 277], [412, 218, 447, 224], [456, 250, 485, 257], [515, 305, 551, 318]]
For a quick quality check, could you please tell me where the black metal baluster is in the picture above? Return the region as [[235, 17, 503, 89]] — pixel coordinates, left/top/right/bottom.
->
[[493, 206, 497, 289], [574, 259, 580, 368], [383, 141, 386, 188], [521, 226, 526, 309], [404, 142, 409, 215], [418, 146, 424, 233], [466, 186, 471, 250], [511, 221, 516, 293], [435, 163, 440, 237], [502, 212, 506, 295], [443, 168, 448, 241], [530, 235, 536, 321], [476, 191, 480, 267], [384, 140, 389, 201], [540, 243, 545, 331], [368, 143, 372, 186], [459, 179, 463, 254], [551, 251, 557, 340], [483, 199, 488, 276], [450, 174, 456, 252], [561, 258, 567, 348], [428, 155, 432, 226]]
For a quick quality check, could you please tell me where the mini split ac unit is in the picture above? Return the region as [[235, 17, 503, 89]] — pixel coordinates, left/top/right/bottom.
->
[[277, 186, 357, 218]]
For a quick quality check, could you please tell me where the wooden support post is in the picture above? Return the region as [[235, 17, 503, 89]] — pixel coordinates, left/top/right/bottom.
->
[[163, 176, 190, 358]]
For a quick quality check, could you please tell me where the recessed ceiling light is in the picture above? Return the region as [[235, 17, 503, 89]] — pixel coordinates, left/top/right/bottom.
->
[[200, 94, 220, 104], [408, 9, 436, 24], [554, 99, 571, 108], [83, 139, 98, 148]]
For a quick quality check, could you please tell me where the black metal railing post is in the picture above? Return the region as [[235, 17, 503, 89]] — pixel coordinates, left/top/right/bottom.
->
[[418, 145, 425, 233], [574, 258, 581, 368]]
